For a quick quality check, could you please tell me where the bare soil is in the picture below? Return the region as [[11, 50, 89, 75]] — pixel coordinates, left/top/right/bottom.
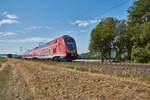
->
[[1, 59, 150, 100], [0, 62, 32, 100]]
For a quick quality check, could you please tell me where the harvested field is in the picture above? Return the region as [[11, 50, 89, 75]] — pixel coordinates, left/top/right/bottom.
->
[[0, 62, 32, 100], [0, 59, 150, 100]]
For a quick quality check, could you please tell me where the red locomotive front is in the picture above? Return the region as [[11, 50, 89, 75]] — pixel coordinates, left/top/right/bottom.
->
[[50, 35, 77, 61], [63, 35, 78, 61]]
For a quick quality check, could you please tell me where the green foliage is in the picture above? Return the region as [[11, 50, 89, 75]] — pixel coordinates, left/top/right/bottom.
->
[[130, 22, 150, 48], [128, 0, 150, 63], [142, 22, 150, 48], [128, 0, 150, 25], [115, 20, 132, 60], [79, 52, 100, 59], [89, 17, 131, 61], [89, 0, 150, 63], [89, 17, 117, 60], [132, 47, 150, 63]]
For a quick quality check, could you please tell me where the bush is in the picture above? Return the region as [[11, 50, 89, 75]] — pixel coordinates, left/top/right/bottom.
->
[[132, 47, 150, 63]]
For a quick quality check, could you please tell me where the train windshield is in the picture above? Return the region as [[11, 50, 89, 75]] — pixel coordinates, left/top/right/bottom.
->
[[64, 35, 76, 51], [67, 42, 75, 51]]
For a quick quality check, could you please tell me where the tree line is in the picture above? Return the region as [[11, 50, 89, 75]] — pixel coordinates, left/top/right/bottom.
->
[[89, 0, 150, 63]]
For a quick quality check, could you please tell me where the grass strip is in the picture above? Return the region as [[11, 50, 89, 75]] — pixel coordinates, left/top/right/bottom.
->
[[0, 58, 7, 63], [0, 65, 12, 98]]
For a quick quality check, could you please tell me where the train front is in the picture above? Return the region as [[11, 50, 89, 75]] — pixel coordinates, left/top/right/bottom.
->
[[63, 35, 78, 61]]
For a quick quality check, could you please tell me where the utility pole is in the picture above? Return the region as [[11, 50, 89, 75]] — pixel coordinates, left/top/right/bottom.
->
[[20, 47, 22, 55]]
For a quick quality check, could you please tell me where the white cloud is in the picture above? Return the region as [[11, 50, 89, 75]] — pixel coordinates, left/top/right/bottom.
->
[[72, 20, 89, 27], [0, 12, 18, 26], [6, 14, 18, 19], [0, 19, 18, 26], [0, 32, 17, 37], [0, 37, 50, 43], [25, 25, 52, 30], [72, 19, 101, 27], [7, 37, 49, 43], [89, 19, 101, 24]]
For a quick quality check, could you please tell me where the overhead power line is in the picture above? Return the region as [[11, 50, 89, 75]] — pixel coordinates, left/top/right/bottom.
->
[[97, 0, 131, 18]]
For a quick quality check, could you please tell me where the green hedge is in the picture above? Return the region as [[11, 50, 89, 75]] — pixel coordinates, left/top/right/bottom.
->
[[132, 47, 150, 63]]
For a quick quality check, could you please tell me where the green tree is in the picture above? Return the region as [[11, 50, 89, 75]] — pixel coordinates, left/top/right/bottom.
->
[[115, 20, 132, 60], [89, 17, 118, 61], [128, 0, 150, 63], [128, 0, 150, 25], [132, 47, 150, 63], [89, 18, 131, 61]]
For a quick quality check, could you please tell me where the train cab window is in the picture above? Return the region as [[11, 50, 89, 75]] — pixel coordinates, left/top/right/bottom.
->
[[67, 42, 75, 51]]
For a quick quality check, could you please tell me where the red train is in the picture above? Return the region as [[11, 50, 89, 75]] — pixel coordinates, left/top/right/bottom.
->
[[22, 35, 78, 61]]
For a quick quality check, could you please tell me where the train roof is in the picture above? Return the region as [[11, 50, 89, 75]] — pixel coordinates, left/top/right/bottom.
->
[[36, 35, 73, 49], [23, 35, 74, 53]]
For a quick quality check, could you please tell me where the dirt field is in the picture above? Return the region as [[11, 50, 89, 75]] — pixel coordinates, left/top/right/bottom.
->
[[0, 59, 150, 100]]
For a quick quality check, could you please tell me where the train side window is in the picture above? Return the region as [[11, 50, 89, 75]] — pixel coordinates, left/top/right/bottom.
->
[[53, 48, 55, 53], [53, 48, 56, 54], [55, 48, 56, 53]]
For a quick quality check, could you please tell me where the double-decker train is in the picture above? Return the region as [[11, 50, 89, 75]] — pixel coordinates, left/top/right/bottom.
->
[[22, 35, 78, 61]]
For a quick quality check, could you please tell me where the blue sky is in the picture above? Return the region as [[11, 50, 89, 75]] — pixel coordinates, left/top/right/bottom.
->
[[0, 0, 133, 54]]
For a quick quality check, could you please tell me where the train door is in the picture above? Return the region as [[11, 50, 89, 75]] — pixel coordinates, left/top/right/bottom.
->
[[48, 48, 51, 56]]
